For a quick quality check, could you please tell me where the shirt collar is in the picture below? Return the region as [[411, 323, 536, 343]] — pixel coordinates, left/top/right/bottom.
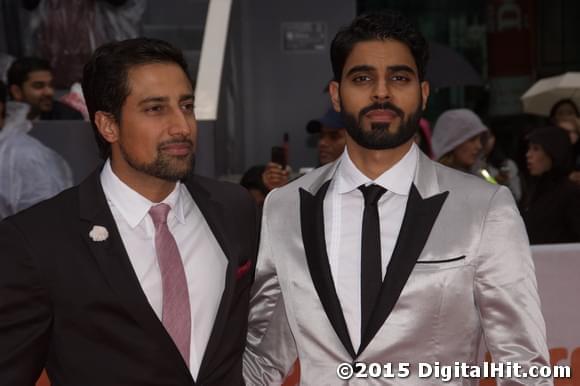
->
[[335, 142, 418, 196], [100, 160, 186, 228]]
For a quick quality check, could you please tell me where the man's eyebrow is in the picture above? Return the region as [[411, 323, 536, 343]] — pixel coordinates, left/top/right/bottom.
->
[[138, 93, 195, 106], [387, 65, 416, 75], [179, 93, 195, 102], [345, 65, 376, 77], [138, 96, 169, 106]]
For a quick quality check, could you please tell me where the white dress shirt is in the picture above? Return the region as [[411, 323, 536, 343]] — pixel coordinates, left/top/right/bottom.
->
[[323, 143, 418, 351], [100, 160, 227, 379]]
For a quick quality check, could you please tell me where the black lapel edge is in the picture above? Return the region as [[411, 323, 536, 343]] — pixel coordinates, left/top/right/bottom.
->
[[300, 180, 356, 359], [358, 184, 449, 355]]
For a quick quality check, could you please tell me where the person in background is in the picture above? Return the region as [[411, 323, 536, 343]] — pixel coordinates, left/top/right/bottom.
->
[[6, 57, 83, 120], [553, 109, 580, 186], [431, 108, 486, 175], [261, 161, 290, 193], [558, 119, 580, 186], [306, 108, 347, 166], [549, 98, 579, 125], [21, 0, 146, 88], [262, 108, 347, 193], [262, 108, 348, 193], [521, 126, 580, 244], [479, 129, 522, 202], [0, 80, 73, 220], [240, 165, 270, 206]]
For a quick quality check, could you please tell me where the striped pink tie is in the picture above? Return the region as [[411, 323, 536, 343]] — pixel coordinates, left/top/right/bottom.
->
[[149, 203, 191, 367]]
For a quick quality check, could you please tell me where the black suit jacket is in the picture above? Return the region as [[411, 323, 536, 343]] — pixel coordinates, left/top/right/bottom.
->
[[0, 169, 258, 386]]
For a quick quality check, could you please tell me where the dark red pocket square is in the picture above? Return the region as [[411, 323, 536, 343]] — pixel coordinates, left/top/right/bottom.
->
[[236, 259, 252, 280]]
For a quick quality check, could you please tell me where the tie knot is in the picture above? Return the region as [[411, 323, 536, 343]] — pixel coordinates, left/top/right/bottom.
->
[[149, 203, 171, 226], [358, 184, 387, 206]]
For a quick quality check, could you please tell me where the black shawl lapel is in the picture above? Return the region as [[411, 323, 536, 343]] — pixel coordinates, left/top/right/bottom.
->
[[186, 177, 237, 380], [357, 184, 448, 356], [78, 169, 193, 381], [300, 180, 357, 359]]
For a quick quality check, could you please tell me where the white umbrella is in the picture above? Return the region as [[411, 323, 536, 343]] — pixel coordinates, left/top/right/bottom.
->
[[521, 72, 580, 117]]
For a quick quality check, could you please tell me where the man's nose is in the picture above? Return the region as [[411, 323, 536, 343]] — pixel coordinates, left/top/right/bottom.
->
[[168, 109, 195, 137], [372, 81, 391, 102], [43, 85, 54, 96]]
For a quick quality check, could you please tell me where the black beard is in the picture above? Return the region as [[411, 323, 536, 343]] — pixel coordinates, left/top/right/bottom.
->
[[120, 138, 195, 182], [340, 99, 423, 150]]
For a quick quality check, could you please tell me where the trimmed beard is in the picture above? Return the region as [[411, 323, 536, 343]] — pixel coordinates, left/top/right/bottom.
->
[[340, 98, 423, 150], [120, 138, 195, 182]]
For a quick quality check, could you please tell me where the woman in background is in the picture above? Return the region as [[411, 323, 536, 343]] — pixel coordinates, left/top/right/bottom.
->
[[431, 108, 486, 174], [521, 126, 580, 244], [480, 129, 522, 202], [550, 99, 580, 186]]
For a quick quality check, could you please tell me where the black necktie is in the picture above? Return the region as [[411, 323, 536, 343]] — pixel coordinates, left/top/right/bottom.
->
[[358, 184, 387, 337]]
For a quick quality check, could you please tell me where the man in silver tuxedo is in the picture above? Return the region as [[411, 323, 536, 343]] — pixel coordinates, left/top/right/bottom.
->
[[244, 10, 549, 385]]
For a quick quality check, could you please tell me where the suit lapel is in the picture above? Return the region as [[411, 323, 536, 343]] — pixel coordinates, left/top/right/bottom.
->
[[187, 178, 238, 380], [358, 154, 449, 355], [79, 169, 193, 381], [300, 163, 357, 359]]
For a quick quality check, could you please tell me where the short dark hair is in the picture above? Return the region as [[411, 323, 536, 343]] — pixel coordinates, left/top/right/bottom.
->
[[330, 10, 429, 82], [240, 165, 268, 195], [6, 57, 52, 88], [0, 80, 6, 119], [82, 37, 192, 159]]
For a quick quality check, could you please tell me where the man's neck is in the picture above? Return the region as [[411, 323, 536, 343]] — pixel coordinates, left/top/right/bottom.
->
[[110, 158, 177, 203], [345, 139, 413, 180]]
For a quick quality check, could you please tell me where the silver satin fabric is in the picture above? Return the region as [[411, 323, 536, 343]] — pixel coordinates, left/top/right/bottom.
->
[[244, 153, 550, 385]]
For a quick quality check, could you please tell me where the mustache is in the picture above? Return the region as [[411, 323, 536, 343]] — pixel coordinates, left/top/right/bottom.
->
[[158, 138, 194, 149], [359, 102, 404, 119]]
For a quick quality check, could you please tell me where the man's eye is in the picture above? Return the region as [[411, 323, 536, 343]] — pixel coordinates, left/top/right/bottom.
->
[[181, 103, 195, 113], [146, 105, 164, 113], [391, 75, 410, 82], [352, 75, 372, 83]]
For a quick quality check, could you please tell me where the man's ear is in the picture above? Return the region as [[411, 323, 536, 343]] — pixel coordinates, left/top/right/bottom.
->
[[420, 80, 430, 111], [329, 80, 341, 113], [94, 111, 119, 144], [9, 84, 23, 101]]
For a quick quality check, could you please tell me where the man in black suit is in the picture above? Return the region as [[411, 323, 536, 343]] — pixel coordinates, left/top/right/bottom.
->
[[0, 38, 258, 385]]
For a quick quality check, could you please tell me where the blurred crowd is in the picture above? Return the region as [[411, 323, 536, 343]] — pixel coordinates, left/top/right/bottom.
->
[[0, 0, 144, 218], [1, 1, 579, 244], [241, 99, 580, 245]]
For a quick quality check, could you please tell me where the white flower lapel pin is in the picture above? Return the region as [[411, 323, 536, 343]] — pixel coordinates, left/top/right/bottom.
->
[[89, 225, 109, 242]]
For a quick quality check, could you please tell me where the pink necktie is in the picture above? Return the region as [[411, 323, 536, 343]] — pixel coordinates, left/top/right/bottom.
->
[[149, 203, 191, 367]]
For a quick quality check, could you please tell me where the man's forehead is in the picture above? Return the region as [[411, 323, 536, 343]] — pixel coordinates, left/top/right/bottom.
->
[[26, 70, 53, 82], [343, 39, 418, 73], [126, 63, 193, 100]]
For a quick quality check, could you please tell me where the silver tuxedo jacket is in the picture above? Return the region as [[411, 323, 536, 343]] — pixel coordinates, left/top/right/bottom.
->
[[244, 152, 550, 385]]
